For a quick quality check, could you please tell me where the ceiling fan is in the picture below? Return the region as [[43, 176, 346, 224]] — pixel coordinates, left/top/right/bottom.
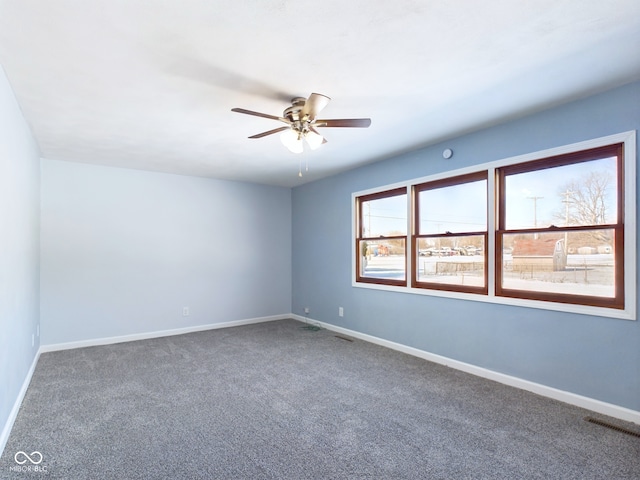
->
[[231, 93, 371, 153]]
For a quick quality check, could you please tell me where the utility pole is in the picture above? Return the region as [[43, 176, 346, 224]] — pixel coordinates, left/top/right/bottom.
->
[[561, 190, 574, 254], [527, 195, 543, 239]]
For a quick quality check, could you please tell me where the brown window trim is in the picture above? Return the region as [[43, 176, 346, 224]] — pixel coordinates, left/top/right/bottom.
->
[[412, 232, 488, 294], [496, 143, 624, 309], [353, 135, 632, 318], [414, 170, 488, 195], [355, 187, 408, 287], [356, 236, 407, 287], [412, 172, 488, 294]]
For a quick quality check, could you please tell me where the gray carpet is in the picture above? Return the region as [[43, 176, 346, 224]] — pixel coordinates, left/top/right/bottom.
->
[[1, 319, 638, 479]]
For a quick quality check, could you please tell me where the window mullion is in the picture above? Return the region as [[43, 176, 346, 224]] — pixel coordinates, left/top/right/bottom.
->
[[487, 167, 497, 298], [406, 185, 413, 287]]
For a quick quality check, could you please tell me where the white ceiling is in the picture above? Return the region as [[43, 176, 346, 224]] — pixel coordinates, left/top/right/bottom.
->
[[1, 1, 639, 187]]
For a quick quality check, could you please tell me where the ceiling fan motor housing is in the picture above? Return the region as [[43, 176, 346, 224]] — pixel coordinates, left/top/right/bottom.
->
[[284, 97, 307, 123], [283, 106, 302, 122]]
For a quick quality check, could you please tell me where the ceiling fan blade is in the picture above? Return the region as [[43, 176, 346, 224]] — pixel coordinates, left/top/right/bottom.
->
[[301, 93, 331, 121], [309, 126, 328, 144], [248, 126, 290, 139], [315, 118, 372, 128], [231, 108, 286, 122]]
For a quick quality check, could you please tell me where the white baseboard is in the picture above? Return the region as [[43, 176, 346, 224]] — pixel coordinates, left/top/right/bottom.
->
[[0, 348, 40, 458], [291, 314, 640, 425], [40, 314, 289, 353], [5, 312, 637, 460]]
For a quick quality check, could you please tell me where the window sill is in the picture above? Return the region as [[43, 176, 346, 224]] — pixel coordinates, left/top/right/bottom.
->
[[352, 280, 636, 321]]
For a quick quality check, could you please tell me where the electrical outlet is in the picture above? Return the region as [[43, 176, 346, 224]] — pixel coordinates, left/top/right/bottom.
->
[[339, 307, 344, 317], [304, 307, 310, 314], [183, 307, 189, 316]]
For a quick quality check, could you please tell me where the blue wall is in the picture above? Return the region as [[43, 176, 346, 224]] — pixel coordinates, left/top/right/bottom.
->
[[40, 159, 292, 345], [0, 66, 41, 450], [292, 81, 640, 411]]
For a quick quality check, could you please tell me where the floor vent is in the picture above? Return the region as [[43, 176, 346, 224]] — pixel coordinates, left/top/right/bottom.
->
[[335, 335, 354, 342], [585, 417, 640, 438]]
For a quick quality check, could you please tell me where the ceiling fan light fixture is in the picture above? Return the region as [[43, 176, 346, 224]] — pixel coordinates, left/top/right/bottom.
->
[[280, 129, 303, 153], [305, 130, 324, 150], [288, 139, 303, 154]]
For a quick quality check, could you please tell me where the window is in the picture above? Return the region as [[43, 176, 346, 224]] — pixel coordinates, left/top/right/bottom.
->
[[496, 144, 624, 309], [355, 187, 407, 286], [353, 131, 636, 319], [413, 172, 488, 294]]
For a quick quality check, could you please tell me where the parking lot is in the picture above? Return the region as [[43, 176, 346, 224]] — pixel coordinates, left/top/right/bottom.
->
[[362, 253, 615, 297]]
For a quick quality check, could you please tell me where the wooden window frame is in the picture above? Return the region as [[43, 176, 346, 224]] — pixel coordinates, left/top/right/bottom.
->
[[412, 171, 489, 294], [352, 131, 635, 320], [495, 143, 625, 309], [355, 187, 408, 287]]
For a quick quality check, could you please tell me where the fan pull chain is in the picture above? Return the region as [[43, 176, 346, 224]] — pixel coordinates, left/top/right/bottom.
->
[[298, 157, 302, 177]]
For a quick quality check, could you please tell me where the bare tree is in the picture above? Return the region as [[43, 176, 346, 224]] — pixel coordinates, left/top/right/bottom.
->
[[555, 170, 615, 246]]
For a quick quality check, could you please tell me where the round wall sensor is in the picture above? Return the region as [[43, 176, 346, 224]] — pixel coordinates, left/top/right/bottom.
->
[[442, 148, 453, 159]]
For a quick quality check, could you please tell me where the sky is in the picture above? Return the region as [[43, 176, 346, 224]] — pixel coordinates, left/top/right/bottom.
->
[[504, 156, 616, 229], [419, 180, 486, 234], [362, 156, 617, 237]]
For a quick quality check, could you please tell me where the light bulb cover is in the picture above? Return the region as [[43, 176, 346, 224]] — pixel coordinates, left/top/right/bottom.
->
[[305, 130, 324, 150], [281, 129, 303, 153], [287, 139, 303, 153], [280, 129, 298, 147]]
